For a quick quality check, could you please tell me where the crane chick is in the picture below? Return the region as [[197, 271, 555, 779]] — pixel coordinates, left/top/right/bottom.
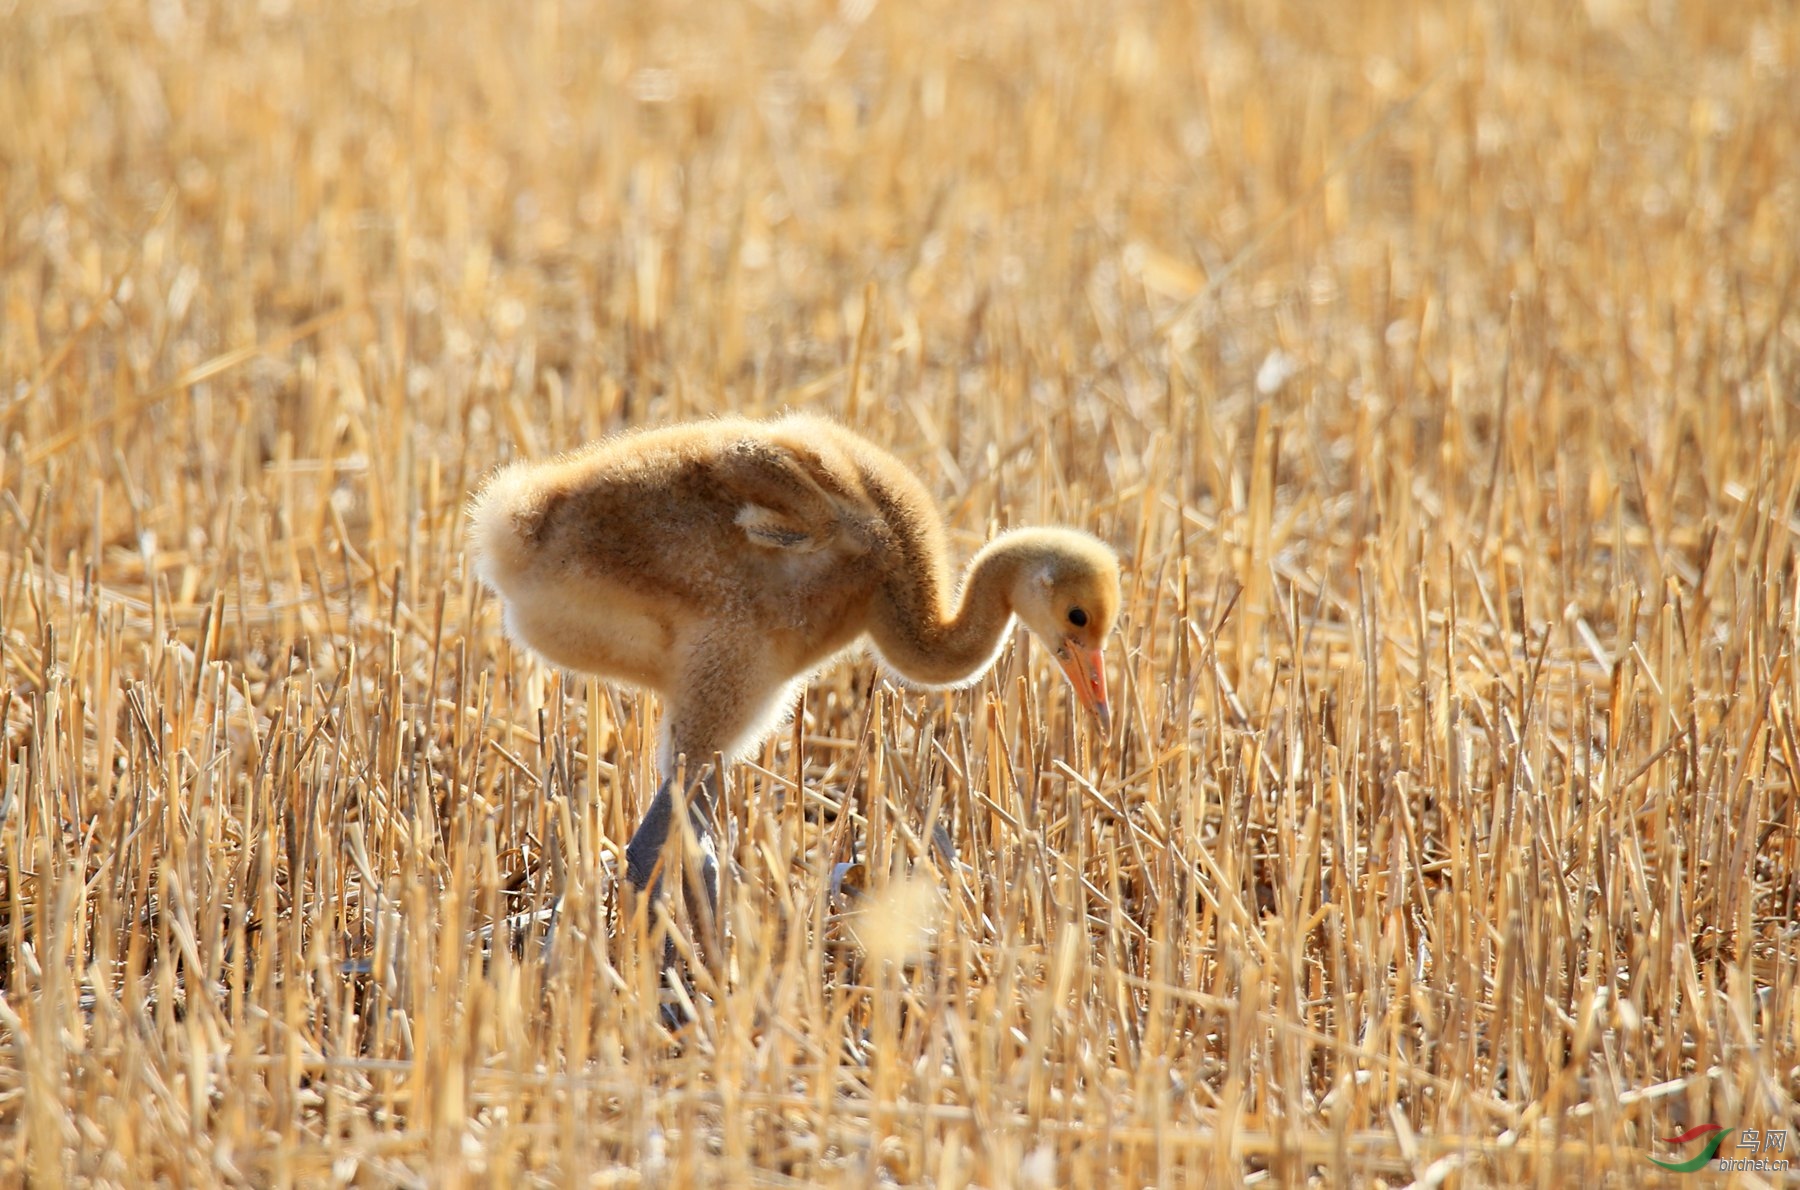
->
[[469, 415, 1119, 940]]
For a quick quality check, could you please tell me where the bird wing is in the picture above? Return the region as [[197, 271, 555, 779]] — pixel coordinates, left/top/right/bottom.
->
[[734, 503, 827, 551], [718, 439, 856, 554]]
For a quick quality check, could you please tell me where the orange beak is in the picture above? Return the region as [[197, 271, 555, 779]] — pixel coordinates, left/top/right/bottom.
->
[[1054, 639, 1111, 738]]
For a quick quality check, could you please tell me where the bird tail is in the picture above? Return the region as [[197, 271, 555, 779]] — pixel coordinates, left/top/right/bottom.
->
[[467, 463, 565, 596]]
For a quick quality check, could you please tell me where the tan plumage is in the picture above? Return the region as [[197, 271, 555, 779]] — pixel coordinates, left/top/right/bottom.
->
[[468, 414, 1120, 916]]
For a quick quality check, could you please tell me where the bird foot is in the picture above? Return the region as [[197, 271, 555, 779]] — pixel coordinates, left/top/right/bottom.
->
[[658, 997, 696, 1035]]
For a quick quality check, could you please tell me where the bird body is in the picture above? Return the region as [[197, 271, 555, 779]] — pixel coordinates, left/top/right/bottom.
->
[[473, 415, 1118, 766], [469, 414, 1119, 934]]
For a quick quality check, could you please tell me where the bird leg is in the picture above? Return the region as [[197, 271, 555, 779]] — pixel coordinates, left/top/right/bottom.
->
[[624, 643, 789, 1018], [675, 762, 724, 962], [623, 756, 724, 993]]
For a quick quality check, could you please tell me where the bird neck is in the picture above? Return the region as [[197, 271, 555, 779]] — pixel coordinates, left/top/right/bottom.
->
[[874, 533, 1037, 687]]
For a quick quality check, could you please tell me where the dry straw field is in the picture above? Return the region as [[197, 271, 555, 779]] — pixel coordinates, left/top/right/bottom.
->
[[3, 0, 1798, 1184]]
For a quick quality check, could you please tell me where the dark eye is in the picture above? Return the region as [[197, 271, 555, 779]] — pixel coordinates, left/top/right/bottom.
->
[[1067, 607, 1088, 627]]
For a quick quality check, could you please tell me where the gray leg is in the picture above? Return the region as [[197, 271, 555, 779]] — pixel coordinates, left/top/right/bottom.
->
[[678, 766, 723, 953], [623, 764, 723, 970], [624, 777, 680, 893]]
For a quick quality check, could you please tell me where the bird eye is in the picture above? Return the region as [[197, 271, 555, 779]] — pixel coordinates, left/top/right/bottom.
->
[[1067, 607, 1088, 627]]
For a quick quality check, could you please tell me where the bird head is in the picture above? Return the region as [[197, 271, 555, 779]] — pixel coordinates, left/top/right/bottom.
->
[[1010, 529, 1121, 737]]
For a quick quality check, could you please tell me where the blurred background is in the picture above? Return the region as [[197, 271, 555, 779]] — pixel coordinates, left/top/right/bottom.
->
[[7, 0, 1792, 592]]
